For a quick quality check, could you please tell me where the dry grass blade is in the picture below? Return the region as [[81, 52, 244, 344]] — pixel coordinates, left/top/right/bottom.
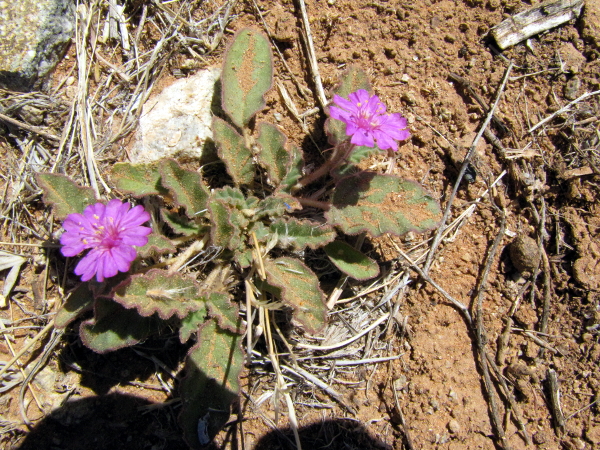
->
[[281, 364, 357, 415], [294, 0, 327, 110], [0, 113, 60, 143], [296, 313, 389, 351], [528, 89, 600, 133], [0, 320, 55, 379]]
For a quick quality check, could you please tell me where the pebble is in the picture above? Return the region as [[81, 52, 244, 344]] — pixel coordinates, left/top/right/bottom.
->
[[401, 92, 417, 106], [448, 419, 460, 434], [509, 235, 540, 274], [564, 77, 581, 100], [400, 73, 410, 83]]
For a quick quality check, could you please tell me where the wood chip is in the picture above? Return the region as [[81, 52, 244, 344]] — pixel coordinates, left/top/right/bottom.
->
[[490, 0, 584, 50]]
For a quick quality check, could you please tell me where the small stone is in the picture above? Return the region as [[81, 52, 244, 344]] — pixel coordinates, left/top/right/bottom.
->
[[394, 376, 408, 391], [429, 398, 440, 412], [444, 34, 456, 43], [401, 92, 417, 106], [509, 235, 540, 274], [564, 77, 581, 100], [400, 73, 410, 83], [448, 419, 460, 434]]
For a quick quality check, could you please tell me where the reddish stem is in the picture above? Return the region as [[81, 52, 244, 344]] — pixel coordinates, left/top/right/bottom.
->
[[292, 141, 354, 192]]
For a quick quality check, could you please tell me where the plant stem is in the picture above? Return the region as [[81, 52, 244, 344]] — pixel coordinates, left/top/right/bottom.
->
[[292, 141, 354, 192], [296, 197, 330, 210]]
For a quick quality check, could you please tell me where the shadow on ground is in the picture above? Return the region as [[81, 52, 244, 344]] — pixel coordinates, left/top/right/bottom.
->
[[251, 418, 392, 450], [16, 393, 188, 450], [16, 393, 392, 450]]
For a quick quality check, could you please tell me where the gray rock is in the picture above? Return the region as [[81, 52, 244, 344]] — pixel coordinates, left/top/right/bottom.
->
[[129, 68, 220, 164], [0, 0, 75, 89]]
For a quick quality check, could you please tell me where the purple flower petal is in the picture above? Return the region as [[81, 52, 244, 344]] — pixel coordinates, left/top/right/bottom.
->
[[329, 89, 410, 151], [60, 200, 152, 282]]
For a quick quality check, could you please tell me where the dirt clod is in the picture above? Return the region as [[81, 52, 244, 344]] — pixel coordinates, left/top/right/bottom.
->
[[509, 235, 541, 274]]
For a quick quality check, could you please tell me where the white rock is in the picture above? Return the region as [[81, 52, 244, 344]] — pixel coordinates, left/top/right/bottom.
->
[[129, 68, 220, 164]]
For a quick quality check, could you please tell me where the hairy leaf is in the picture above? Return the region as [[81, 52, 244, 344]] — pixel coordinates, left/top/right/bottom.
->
[[55, 282, 95, 329], [264, 257, 326, 333], [256, 122, 288, 185], [137, 234, 176, 258], [327, 172, 442, 237], [160, 160, 209, 217], [279, 145, 304, 193], [109, 162, 166, 197], [36, 173, 96, 219], [206, 292, 242, 333], [79, 298, 157, 353], [212, 185, 258, 211], [208, 199, 243, 250], [270, 218, 336, 251], [332, 145, 380, 179], [179, 320, 243, 449], [112, 269, 204, 320], [180, 308, 208, 344], [212, 116, 255, 185], [161, 209, 200, 236], [324, 241, 380, 280], [221, 28, 273, 128]]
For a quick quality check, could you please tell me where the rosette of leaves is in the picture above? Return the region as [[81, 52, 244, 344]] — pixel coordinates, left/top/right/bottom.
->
[[38, 28, 443, 449]]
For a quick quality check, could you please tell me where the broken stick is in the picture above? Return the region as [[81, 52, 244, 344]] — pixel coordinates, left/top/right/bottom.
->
[[490, 0, 584, 50]]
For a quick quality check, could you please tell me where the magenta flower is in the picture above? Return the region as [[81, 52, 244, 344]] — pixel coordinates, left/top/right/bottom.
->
[[329, 89, 410, 151], [60, 199, 152, 282]]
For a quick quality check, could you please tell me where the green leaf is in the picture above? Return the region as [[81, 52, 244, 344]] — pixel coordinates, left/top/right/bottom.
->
[[206, 292, 242, 333], [212, 186, 258, 211], [270, 218, 336, 251], [161, 209, 200, 236], [179, 320, 243, 448], [212, 116, 255, 185], [264, 257, 326, 333], [179, 308, 208, 344], [279, 144, 304, 193], [256, 122, 288, 185], [160, 159, 209, 218], [79, 298, 157, 353], [112, 269, 205, 320], [326, 65, 372, 146], [208, 199, 243, 250], [332, 145, 380, 178], [109, 162, 166, 197], [36, 173, 96, 219], [221, 28, 273, 128], [234, 247, 253, 268], [137, 234, 176, 258], [324, 241, 380, 280], [55, 282, 95, 329], [254, 196, 288, 220], [326, 172, 442, 237]]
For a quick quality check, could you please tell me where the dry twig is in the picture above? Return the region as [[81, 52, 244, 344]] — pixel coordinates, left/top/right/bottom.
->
[[423, 63, 514, 274]]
